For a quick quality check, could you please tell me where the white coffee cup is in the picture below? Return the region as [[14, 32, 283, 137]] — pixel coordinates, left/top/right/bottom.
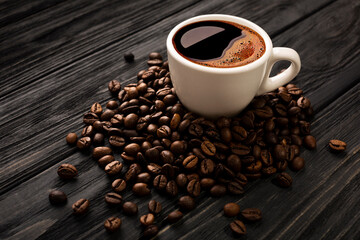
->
[[166, 14, 301, 119]]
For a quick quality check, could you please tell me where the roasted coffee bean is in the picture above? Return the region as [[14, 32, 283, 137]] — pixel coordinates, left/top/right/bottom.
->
[[187, 179, 201, 197], [223, 203, 240, 217], [110, 114, 123, 127], [49, 190, 67, 205], [230, 143, 250, 155], [166, 180, 178, 197], [149, 52, 162, 60], [81, 125, 94, 137], [288, 87, 303, 95], [200, 178, 215, 189], [76, 137, 92, 150], [147, 163, 162, 175], [161, 163, 175, 179], [136, 172, 151, 184], [241, 208, 262, 222], [245, 161, 262, 173], [220, 127, 232, 143], [124, 52, 134, 62], [291, 156, 305, 171], [178, 119, 191, 132], [200, 158, 215, 175], [232, 126, 247, 141], [276, 172, 292, 187], [104, 217, 122, 232], [72, 199, 89, 215], [329, 139, 347, 152], [216, 116, 231, 128], [160, 150, 174, 164], [108, 80, 121, 94], [98, 155, 115, 167], [291, 134, 302, 146], [178, 195, 195, 211], [167, 210, 183, 223], [83, 112, 99, 125], [90, 102, 103, 115], [260, 149, 273, 166], [153, 174, 167, 190], [273, 144, 286, 161], [132, 183, 151, 196], [297, 96, 311, 108], [170, 113, 181, 130], [112, 179, 126, 192], [143, 225, 159, 238], [210, 184, 227, 197], [201, 141, 216, 156], [66, 132, 78, 145], [288, 106, 301, 116], [106, 100, 119, 110], [157, 125, 171, 138], [93, 133, 104, 145], [122, 201, 138, 216], [255, 106, 273, 119], [176, 173, 188, 188], [57, 164, 78, 179], [93, 146, 112, 159], [230, 220, 246, 236], [124, 113, 139, 129], [105, 161, 123, 175], [101, 109, 115, 121], [303, 135, 316, 149], [299, 121, 311, 135], [123, 143, 140, 156], [188, 123, 203, 137], [108, 135, 125, 148], [170, 141, 186, 155], [226, 155, 242, 173], [276, 160, 288, 172], [105, 192, 123, 206], [148, 200, 162, 214], [228, 181, 244, 195], [183, 155, 198, 169], [140, 213, 155, 226], [262, 166, 277, 176]]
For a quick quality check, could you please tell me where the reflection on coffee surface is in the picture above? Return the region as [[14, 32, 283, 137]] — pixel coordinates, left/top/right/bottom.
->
[[173, 20, 266, 68]]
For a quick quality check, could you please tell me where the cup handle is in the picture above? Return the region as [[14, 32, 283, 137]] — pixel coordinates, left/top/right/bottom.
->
[[256, 47, 301, 96]]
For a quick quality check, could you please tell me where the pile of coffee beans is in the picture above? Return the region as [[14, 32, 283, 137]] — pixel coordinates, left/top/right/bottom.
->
[[53, 52, 317, 238]]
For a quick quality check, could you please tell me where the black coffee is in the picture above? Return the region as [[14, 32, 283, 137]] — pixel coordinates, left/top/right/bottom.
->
[[173, 20, 265, 68]]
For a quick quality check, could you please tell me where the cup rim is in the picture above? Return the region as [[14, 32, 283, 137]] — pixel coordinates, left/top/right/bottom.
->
[[166, 14, 273, 74]]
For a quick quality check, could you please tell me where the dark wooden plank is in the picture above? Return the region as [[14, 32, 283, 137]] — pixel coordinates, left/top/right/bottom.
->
[[1, 81, 358, 240], [0, 0, 337, 195], [0, 0, 334, 97]]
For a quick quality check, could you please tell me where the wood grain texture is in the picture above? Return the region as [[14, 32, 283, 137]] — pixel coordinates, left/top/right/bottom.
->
[[0, 0, 360, 239]]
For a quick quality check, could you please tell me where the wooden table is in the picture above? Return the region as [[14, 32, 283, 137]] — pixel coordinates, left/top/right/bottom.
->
[[1, 0, 359, 239]]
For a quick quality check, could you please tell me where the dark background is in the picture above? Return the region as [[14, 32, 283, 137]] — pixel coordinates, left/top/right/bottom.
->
[[0, 0, 359, 239]]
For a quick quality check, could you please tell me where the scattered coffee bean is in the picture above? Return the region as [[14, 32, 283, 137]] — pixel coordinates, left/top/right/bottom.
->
[[210, 184, 227, 197], [241, 208, 262, 222], [66, 132, 77, 145], [167, 210, 183, 223], [276, 172, 293, 188], [105, 192, 123, 206], [303, 135, 316, 149], [143, 224, 159, 238], [76, 136, 92, 150], [148, 200, 162, 214], [124, 52, 135, 62], [290, 156, 305, 171], [49, 190, 67, 205], [104, 217, 122, 232], [329, 139, 347, 152], [122, 201, 138, 216], [108, 80, 121, 94], [178, 195, 195, 211], [140, 213, 155, 226], [105, 161, 123, 175], [230, 220, 246, 236], [72, 199, 90, 215], [223, 203, 240, 217], [93, 146, 112, 159], [132, 183, 151, 196], [112, 179, 127, 192], [57, 163, 78, 179]]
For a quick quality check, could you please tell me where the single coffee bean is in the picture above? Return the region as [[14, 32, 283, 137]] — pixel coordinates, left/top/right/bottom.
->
[[201, 140, 216, 156], [176, 173, 188, 188], [200, 158, 215, 175], [273, 144, 286, 161], [254, 106, 273, 119], [297, 96, 311, 109], [148, 200, 162, 214], [230, 142, 250, 155], [111, 114, 123, 127], [149, 52, 163, 60], [262, 166, 277, 176], [105, 192, 123, 206], [109, 135, 126, 148], [122, 201, 138, 216], [153, 174, 167, 190], [112, 179, 126, 192], [72, 199, 90, 215], [227, 181, 244, 195], [170, 140, 186, 155], [303, 135, 316, 149], [83, 112, 99, 125], [183, 155, 198, 169], [276, 172, 292, 187], [230, 220, 247, 236], [223, 202, 240, 217], [210, 184, 227, 197], [291, 156, 305, 171], [143, 225, 159, 238], [90, 102, 103, 115], [66, 132, 78, 145], [232, 126, 247, 141], [245, 160, 262, 173], [329, 139, 347, 152], [101, 109, 115, 121], [157, 125, 171, 138], [226, 154, 242, 173], [123, 143, 141, 156], [170, 113, 181, 130], [57, 164, 78, 179], [166, 180, 179, 197], [76, 137, 92, 150], [81, 125, 94, 137], [132, 183, 151, 196], [234, 173, 248, 187], [178, 195, 195, 211], [93, 146, 112, 159], [124, 113, 139, 129], [260, 149, 273, 166], [241, 208, 262, 222], [108, 80, 121, 94], [104, 217, 122, 232], [98, 155, 115, 167], [147, 163, 162, 175], [167, 210, 183, 223], [136, 172, 152, 184], [49, 190, 67, 205], [187, 179, 201, 197], [105, 161, 123, 175], [140, 213, 155, 226], [124, 52, 134, 62], [93, 133, 105, 145], [220, 127, 232, 143]]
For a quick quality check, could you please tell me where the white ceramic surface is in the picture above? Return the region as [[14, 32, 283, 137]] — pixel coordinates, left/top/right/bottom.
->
[[166, 14, 301, 119]]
